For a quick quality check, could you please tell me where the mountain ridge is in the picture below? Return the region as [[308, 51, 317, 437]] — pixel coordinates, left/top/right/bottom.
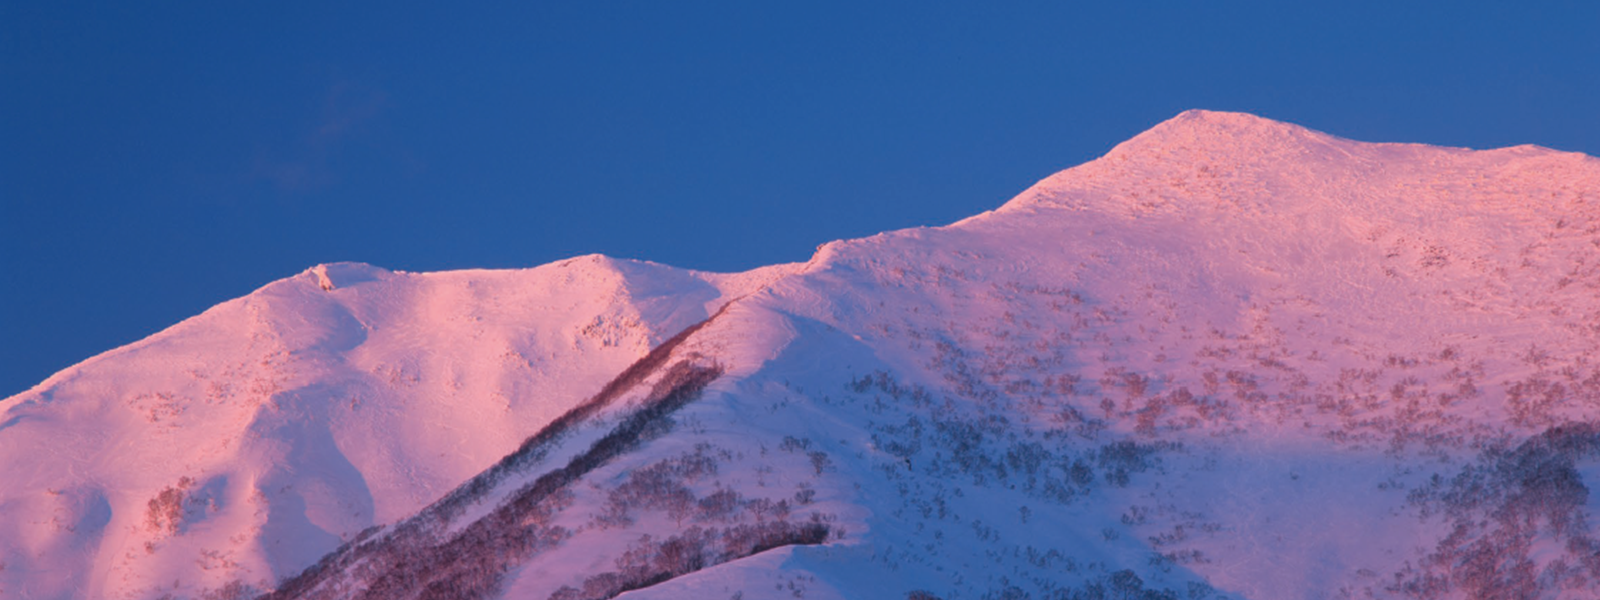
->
[[1005, 109, 1598, 218], [6, 110, 1600, 600]]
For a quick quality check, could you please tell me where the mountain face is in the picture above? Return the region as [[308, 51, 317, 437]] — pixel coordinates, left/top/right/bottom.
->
[[5, 110, 1600, 600]]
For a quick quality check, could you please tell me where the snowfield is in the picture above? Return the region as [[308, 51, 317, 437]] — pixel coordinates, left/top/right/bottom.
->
[[5, 110, 1600, 600]]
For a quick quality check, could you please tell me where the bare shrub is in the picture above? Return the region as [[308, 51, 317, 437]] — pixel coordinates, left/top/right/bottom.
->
[[201, 580, 254, 600], [1097, 441, 1174, 488], [1402, 422, 1600, 598], [807, 451, 833, 475], [146, 476, 194, 535], [553, 519, 830, 600], [696, 488, 742, 522]]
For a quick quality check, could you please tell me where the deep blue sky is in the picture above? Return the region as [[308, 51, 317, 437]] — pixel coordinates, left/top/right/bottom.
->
[[3, 3, 1597, 396]]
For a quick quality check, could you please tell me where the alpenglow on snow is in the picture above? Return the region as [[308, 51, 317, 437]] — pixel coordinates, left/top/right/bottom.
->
[[4, 110, 1600, 600]]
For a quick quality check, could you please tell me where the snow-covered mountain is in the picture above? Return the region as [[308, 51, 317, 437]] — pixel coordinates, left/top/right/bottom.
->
[[5, 110, 1600, 600]]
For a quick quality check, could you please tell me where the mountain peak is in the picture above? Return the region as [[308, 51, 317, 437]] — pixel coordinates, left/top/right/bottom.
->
[[1152, 108, 1305, 133], [995, 109, 1600, 220], [989, 109, 1365, 216], [1110, 109, 1340, 160]]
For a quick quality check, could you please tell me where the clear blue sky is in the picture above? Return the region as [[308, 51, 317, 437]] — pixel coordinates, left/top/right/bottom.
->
[[3, 2, 1597, 396]]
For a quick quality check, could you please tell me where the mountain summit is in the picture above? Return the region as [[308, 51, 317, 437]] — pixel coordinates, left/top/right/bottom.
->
[[5, 111, 1600, 600]]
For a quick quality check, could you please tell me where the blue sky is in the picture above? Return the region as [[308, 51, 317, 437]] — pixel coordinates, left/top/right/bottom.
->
[[3, 2, 1597, 395]]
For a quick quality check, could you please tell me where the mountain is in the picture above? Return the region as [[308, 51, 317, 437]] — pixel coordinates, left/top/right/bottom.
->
[[4, 110, 1600, 600]]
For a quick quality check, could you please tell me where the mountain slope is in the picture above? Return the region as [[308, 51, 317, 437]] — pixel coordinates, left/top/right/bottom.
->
[[5, 110, 1600, 600], [0, 257, 796, 599]]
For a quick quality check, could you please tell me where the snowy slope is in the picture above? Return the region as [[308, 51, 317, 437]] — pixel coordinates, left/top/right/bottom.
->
[[0, 258, 797, 599], [5, 110, 1600, 600]]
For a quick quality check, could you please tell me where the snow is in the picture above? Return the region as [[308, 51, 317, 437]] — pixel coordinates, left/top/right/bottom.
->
[[5, 110, 1600, 600]]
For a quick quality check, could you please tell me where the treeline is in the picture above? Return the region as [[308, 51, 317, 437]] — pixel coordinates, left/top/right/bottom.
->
[[1399, 422, 1600, 599], [550, 517, 832, 600], [260, 356, 726, 600]]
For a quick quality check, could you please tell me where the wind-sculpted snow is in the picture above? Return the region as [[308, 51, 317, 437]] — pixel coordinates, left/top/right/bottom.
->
[[6, 110, 1600, 599], [0, 257, 792, 599]]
